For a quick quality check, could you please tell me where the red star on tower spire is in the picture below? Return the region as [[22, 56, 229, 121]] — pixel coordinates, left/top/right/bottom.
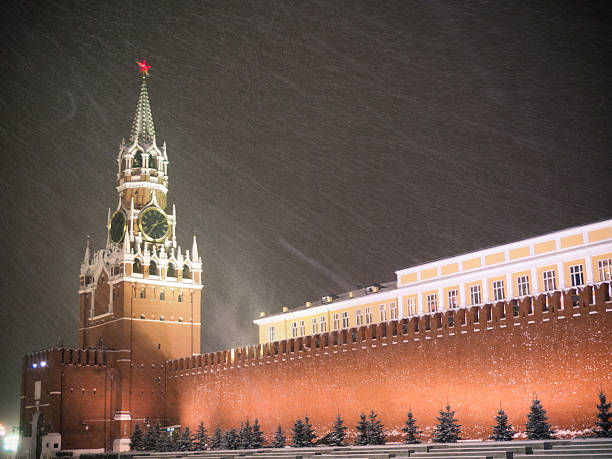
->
[[136, 59, 151, 75]]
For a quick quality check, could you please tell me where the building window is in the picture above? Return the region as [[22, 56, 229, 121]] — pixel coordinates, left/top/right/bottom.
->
[[379, 304, 387, 322], [427, 294, 438, 313], [133, 259, 142, 274], [543, 270, 556, 291], [389, 302, 398, 320], [140, 288, 146, 299], [470, 285, 481, 305], [493, 280, 505, 301], [447, 290, 458, 309], [341, 311, 349, 328], [517, 275, 530, 296], [364, 307, 372, 324], [167, 263, 176, 278], [320, 316, 327, 333], [333, 313, 340, 330], [291, 322, 298, 338], [299, 320, 305, 336], [149, 261, 158, 276], [406, 298, 417, 316], [133, 151, 143, 168], [355, 309, 363, 326], [311, 318, 318, 334], [178, 292, 183, 302], [570, 264, 584, 287], [268, 326, 275, 342], [159, 289, 165, 300], [598, 259, 611, 281], [183, 265, 191, 279]]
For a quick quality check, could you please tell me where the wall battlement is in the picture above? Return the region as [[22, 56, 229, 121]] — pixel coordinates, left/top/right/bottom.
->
[[167, 282, 611, 376], [165, 281, 611, 440], [23, 347, 122, 369]]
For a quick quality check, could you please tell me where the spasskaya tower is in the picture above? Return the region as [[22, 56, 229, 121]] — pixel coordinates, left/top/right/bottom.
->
[[79, 61, 202, 359]]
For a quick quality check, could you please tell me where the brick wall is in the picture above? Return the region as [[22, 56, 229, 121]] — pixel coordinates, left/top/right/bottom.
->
[[166, 283, 612, 441]]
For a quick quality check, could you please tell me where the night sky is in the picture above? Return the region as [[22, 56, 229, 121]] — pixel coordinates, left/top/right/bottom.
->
[[1, 1, 611, 426]]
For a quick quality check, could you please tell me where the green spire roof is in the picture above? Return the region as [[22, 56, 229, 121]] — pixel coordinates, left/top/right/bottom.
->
[[130, 76, 156, 144]]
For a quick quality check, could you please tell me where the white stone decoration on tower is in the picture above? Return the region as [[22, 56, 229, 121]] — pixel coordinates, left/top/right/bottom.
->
[[79, 71, 202, 302]]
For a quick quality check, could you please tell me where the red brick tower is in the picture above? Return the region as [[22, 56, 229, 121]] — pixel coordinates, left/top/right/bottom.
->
[[75, 68, 203, 449]]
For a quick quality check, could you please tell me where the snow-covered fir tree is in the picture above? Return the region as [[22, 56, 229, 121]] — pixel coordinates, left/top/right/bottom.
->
[[490, 409, 514, 441], [238, 420, 253, 449], [432, 404, 462, 443], [176, 426, 193, 451], [193, 422, 208, 451], [143, 424, 161, 451], [355, 413, 369, 445], [367, 410, 386, 445], [272, 425, 286, 448], [210, 427, 223, 450], [526, 398, 554, 440], [402, 411, 422, 444], [328, 414, 348, 446], [595, 391, 612, 437], [251, 419, 265, 448], [155, 430, 172, 452], [304, 416, 317, 446], [223, 428, 239, 450], [129, 423, 144, 451], [291, 417, 315, 447], [291, 419, 306, 447]]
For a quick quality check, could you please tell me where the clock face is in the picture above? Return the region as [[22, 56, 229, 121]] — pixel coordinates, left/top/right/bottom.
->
[[109, 210, 127, 243], [139, 207, 169, 242]]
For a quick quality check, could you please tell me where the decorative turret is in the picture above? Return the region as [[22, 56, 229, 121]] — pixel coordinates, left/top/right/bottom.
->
[[192, 233, 199, 262], [82, 237, 91, 266]]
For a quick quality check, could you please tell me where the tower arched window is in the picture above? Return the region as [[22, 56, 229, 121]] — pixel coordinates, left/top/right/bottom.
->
[[148, 155, 156, 169], [149, 261, 158, 276], [133, 259, 142, 274], [133, 151, 143, 168], [183, 265, 191, 279], [167, 263, 176, 278]]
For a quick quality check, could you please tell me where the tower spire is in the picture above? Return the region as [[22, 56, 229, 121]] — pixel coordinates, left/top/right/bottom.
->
[[130, 63, 156, 145]]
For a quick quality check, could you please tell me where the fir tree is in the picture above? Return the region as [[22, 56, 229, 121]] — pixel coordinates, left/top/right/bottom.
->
[[291, 418, 306, 447], [223, 428, 239, 450], [490, 409, 514, 441], [272, 425, 286, 448], [193, 421, 208, 451], [594, 391, 612, 437], [432, 404, 462, 443], [155, 430, 172, 452], [210, 427, 223, 450], [355, 413, 369, 445], [176, 426, 193, 451], [303, 416, 317, 447], [328, 414, 348, 446], [251, 419, 265, 448], [129, 423, 144, 451], [143, 423, 161, 451], [367, 410, 386, 445], [526, 398, 554, 440], [402, 411, 422, 444], [238, 420, 253, 449]]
